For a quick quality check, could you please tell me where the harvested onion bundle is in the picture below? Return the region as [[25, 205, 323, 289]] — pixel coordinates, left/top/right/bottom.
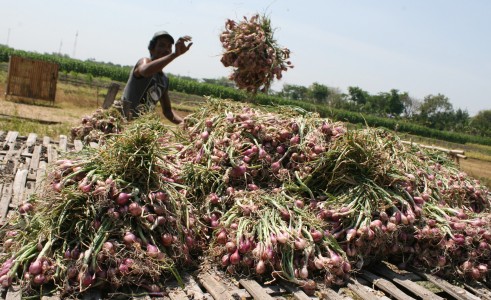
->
[[220, 14, 293, 94], [70, 105, 125, 145]]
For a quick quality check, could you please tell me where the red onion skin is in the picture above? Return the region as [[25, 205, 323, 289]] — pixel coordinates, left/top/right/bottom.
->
[[471, 268, 481, 280], [118, 263, 130, 274], [216, 230, 228, 244], [66, 266, 78, 279], [124, 231, 137, 244], [71, 247, 80, 259], [310, 229, 323, 242], [128, 202, 143, 217], [294, 238, 307, 250], [294, 199, 305, 209], [256, 260, 266, 274], [116, 192, 131, 206], [147, 244, 159, 258], [230, 250, 241, 265], [225, 241, 237, 254], [239, 239, 251, 254], [81, 272, 95, 287], [3, 239, 14, 251], [52, 182, 63, 193], [32, 274, 46, 285], [102, 241, 114, 254], [18, 203, 33, 214], [221, 254, 230, 267], [185, 235, 195, 248], [161, 233, 173, 246], [29, 260, 43, 275]]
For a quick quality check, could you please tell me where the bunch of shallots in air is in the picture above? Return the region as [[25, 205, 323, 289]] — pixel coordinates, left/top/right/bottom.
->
[[220, 14, 293, 94]]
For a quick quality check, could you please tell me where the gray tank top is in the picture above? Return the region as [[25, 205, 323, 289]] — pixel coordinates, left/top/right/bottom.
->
[[121, 65, 169, 117]]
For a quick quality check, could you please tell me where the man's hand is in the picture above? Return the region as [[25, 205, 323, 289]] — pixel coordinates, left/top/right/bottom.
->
[[175, 36, 193, 56]]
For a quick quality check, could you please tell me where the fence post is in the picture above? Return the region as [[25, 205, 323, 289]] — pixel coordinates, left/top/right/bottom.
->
[[102, 83, 121, 109]]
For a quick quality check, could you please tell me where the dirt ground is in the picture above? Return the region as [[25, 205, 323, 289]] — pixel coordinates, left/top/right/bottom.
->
[[460, 158, 491, 186], [0, 99, 82, 124]]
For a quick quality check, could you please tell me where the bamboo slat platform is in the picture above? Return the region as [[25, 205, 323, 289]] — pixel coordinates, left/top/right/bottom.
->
[[1, 131, 490, 300]]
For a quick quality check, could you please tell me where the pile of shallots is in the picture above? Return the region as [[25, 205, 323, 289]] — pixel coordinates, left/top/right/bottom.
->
[[1, 98, 490, 298], [220, 14, 293, 94]]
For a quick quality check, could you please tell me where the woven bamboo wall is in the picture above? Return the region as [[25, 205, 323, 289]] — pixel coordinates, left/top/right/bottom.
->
[[5, 55, 59, 103]]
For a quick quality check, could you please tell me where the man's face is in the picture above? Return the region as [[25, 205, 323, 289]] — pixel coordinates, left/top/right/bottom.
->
[[151, 37, 173, 59]]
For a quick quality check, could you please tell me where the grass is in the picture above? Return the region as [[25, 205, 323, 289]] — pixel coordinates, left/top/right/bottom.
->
[[399, 133, 491, 161], [0, 117, 73, 138]]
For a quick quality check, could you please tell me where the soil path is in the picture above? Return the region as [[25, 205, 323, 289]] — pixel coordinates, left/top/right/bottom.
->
[[0, 99, 81, 124]]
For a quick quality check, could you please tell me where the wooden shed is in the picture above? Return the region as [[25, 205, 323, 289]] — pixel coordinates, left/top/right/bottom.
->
[[5, 55, 59, 104]]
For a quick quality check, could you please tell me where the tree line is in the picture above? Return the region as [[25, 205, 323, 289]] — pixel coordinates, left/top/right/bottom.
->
[[271, 82, 490, 138]]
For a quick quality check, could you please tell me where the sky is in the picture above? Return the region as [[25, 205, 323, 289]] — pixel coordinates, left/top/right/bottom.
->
[[1, 0, 490, 116]]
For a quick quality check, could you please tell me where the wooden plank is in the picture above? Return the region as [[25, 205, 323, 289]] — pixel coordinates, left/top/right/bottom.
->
[[6, 131, 19, 142], [0, 182, 13, 224], [5, 284, 22, 300], [317, 288, 345, 300], [463, 282, 491, 300], [360, 270, 415, 300], [261, 285, 288, 296], [35, 160, 48, 190], [19, 156, 32, 171], [168, 288, 190, 300], [74, 140, 84, 152], [41, 295, 62, 300], [2, 131, 19, 150], [3, 147, 19, 163], [47, 144, 58, 163], [43, 136, 51, 146], [239, 279, 275, 300], [228, 289, 251, 299], [279, 281, 312, 300], [198, 273, 234, 300], [59, 135, 67, 152], [414, 271, 480, 300], [357, 276, 393, 300], [347, 278, 380, 300], [24, 181, 36, 203], [183, 274, 206, 299], [27, 145, 42, 181], [12, 169, 28, 206], [26, 132, 38, 147], [370, 263, 443, 300]]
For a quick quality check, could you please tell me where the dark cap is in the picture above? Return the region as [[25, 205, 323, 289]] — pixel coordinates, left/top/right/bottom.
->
[[151, 30, 174, 44]]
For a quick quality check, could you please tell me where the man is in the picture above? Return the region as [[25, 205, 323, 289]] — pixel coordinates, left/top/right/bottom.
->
[[121, 31, 192, 124]]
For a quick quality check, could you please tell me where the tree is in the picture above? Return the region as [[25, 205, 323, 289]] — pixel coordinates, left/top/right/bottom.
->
[[401, 95, 421, 118], [470, 110, 491, 137], [347, 86, 369, 105], [279, 84, 308, 100], [308, 82, 330, 103], [364, 93, 386, 115], [361, 90, 403, 117], [452, 108, 470, 132], [326, 87, 347, 108], [386, 89, 405, 116], [416, 94, 454, 129]]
